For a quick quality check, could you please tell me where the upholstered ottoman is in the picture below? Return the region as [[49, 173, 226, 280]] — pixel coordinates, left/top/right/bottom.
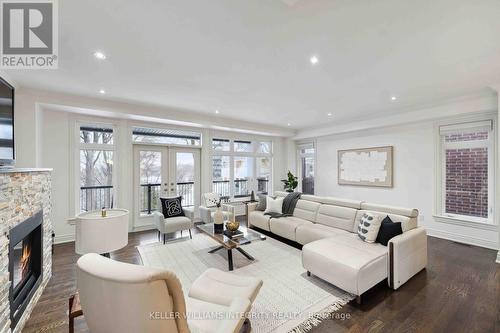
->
[[189, 268, 263, 305], [302, 235, 388, 297]]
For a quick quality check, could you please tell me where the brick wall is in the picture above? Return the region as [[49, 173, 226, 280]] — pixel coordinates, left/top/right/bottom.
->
[[445, 147, 488, 218]]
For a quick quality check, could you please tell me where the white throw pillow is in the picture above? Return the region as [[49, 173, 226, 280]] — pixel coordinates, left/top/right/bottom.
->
[[357, 213, 382, 243], [264, 196, 284, 214]]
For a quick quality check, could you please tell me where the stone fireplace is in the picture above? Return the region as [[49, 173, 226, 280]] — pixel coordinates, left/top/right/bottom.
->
[[0, 169, 52, 333]]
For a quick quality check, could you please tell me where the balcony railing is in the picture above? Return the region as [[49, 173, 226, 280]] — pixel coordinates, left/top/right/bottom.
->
[[212, 178, 269, 199], [140, 183, 161, 214], [80, 185, 113, 212], [140, 182, 194, 215]]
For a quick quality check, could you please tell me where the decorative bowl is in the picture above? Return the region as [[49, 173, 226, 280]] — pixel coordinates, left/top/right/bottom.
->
[[226, 220, 240, 232]]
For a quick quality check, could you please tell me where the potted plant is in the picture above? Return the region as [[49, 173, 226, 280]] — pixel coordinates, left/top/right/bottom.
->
[[281, 171, 298, 192]]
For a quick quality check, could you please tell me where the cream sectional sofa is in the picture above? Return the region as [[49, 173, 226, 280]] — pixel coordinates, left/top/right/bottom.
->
[[248, 192, 427, 299]]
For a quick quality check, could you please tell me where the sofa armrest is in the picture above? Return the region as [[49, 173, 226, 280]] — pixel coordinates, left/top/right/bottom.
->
[[199, 206, 214, 224], [388, 227, 427, 290], [246, 202, 258, 228], [152, 211, 165, 233], [247, 202, 258, 213]]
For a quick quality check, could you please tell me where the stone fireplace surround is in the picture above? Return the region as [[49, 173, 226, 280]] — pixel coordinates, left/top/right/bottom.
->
[[0, 169, 52, 333]]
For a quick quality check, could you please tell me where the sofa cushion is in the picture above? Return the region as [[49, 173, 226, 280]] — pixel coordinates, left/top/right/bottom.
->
[[357, 213, 383, 243], [296, 223, 350, 245], [264, 196, 284, 214], [315, 204, 358, 232], [292, 199, 321, 222], [256, 194, 267, 211], [269, 216, 313, 241], [376, 216, 403, 246], [160, 197, 185, 218], [354, 210, 416, 233], [248, 211, 271, 231], [302, 235, 388, 295]]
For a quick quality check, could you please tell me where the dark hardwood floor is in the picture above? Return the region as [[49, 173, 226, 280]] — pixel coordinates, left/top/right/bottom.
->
[[23, 220, 500, 333]]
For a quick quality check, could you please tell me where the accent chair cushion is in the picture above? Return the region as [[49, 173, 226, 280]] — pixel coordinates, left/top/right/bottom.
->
[[160, 197, 185, 218], [264, 196, 283, 214], [357, 213, 382, 243], [376, 216, 403, 246]]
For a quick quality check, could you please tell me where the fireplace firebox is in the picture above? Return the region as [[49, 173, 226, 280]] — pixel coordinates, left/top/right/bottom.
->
[[8, 210, 43, 329]]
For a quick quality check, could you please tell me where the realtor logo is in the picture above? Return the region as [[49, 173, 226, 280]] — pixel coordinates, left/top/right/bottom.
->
[[0, 0, 58, 68]]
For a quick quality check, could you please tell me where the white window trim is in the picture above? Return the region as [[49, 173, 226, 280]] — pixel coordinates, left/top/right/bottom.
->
[[434, 113, 497, 227]]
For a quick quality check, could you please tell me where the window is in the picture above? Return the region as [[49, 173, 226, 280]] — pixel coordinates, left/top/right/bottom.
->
[[438, 120, 494, 224], [234, 156, 253, 197], [211, 137, 272, 199], [212, 155, 230, 198], [298, 143, 315, 195], [79, 125, 115, 212], [256, 157, 271, 194], [212, 138, 230, 151], [258, 141, 272, 154], [234, 140, 253, 152], [132, 126, 201, 146]]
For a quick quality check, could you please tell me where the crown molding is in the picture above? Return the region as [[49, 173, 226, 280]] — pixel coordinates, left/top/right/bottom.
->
[[16, 87, 297, 137], [294, 91, 497, 140]]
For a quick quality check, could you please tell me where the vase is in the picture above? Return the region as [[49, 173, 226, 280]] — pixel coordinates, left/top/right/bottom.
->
[[214, 207, 224, 233]]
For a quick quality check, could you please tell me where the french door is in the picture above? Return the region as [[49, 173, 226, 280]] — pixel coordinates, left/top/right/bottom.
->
[[133, 145, 200, 228]]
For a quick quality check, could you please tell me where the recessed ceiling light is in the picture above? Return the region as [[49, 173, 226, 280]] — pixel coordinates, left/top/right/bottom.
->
[[391, 96, 397, 101], [99, 89, 106, 94], [310, 55, 319, 65], [327, 112, 332, 116], [215, 109, 220, 114], [94, 51, 106, 60], [287, 123, 291, 126]]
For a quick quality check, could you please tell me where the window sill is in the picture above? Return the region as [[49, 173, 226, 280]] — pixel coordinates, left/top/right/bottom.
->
[[433, 215, 498, 231]]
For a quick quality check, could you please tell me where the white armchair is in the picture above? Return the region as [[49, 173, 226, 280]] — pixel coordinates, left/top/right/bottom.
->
[[77, 253, 263, 333], [199, 193, 232, 224], [153, 198, 195, 243], [199, 192, 220, 224]]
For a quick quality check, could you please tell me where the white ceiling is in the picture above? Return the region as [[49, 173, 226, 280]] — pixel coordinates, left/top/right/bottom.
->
[[5, 0, 500, 130]]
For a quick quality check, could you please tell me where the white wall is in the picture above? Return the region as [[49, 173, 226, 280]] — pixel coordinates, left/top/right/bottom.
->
[[315, 120, 498, 249], [295, 93, 499, 251]]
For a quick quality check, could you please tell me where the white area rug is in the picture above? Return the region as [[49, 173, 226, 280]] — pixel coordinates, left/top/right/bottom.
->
[[137, 234, 354, 333]]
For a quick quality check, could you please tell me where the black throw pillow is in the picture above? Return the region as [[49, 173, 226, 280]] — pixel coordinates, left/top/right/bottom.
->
[[376, 215, 403, 246], [160, 196, 185, 218]]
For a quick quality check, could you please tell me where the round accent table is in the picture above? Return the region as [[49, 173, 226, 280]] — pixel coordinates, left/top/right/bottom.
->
[[75, 209, 129, 256]]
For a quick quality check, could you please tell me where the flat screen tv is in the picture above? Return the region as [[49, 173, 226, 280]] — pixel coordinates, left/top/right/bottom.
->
[[0, 76, 14, 166]]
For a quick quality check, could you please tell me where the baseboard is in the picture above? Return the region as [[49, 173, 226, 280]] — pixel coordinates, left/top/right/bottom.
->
[[426, 228, 498, 250], [54, 233, 75, 244], [132, 224, 157, 232]]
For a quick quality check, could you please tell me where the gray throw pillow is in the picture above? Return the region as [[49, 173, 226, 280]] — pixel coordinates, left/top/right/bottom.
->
[[256, 194, 267, 211]]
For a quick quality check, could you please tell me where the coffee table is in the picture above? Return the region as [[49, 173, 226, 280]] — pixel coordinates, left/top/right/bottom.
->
[[196, 223, 266, 271]]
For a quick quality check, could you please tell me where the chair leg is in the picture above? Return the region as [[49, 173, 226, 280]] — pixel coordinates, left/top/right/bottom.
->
[[158, 230, 160, 242], [163, 233, 166, 244], [189, 229, 192, 239], [181, 230, 183, 237], [240, 318, 251, 333]]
